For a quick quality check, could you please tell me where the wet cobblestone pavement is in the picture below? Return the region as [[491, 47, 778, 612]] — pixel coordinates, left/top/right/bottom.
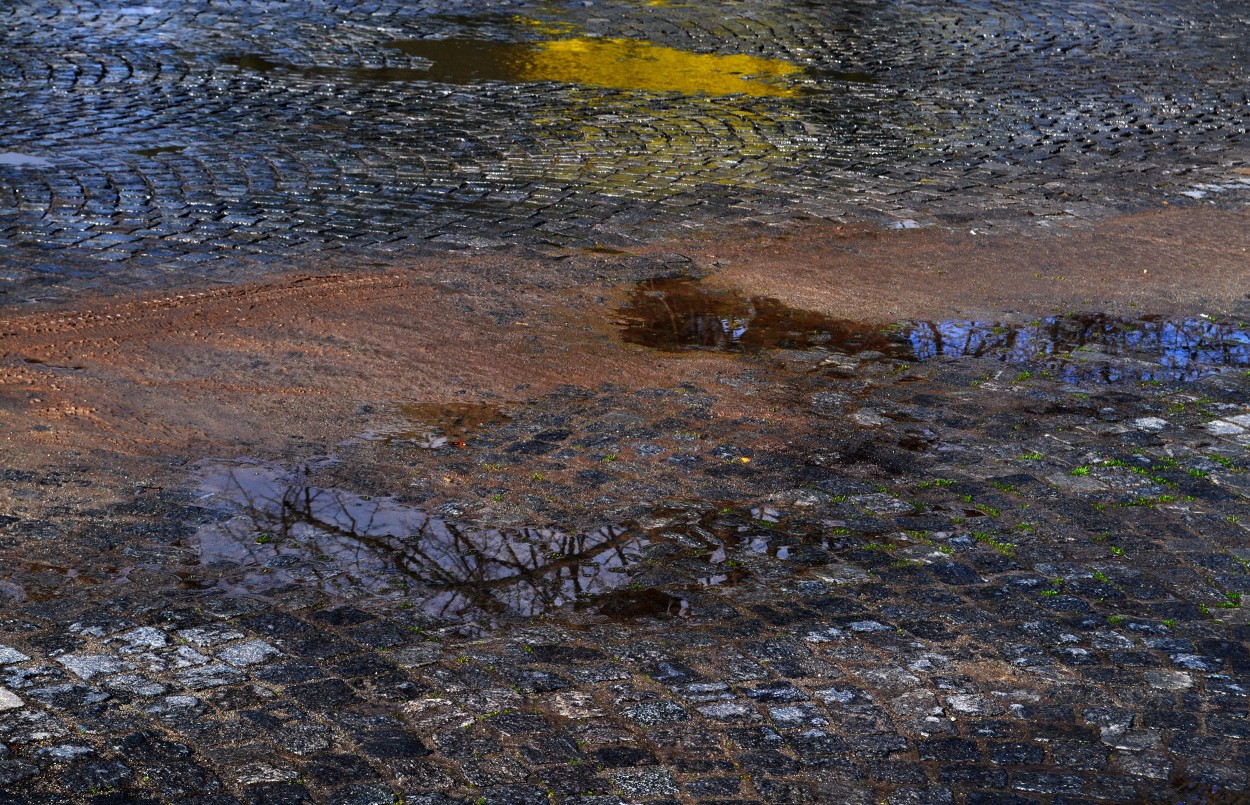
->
[[5, 0, 1250, 300], [5, 0, 1250, 803], [4, 295, 1250, 803]]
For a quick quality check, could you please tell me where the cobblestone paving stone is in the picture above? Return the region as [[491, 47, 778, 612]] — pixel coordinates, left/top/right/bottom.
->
[[3, 308, 1250, 802], [4, 0, 1250, 300]]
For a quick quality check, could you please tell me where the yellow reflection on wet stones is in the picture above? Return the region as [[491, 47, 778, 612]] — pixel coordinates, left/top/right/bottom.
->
[[386, 35, 802, 97], [520, 38, 801, 97]]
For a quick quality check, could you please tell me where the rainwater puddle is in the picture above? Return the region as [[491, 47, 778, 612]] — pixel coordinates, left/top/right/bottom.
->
[[616, 278, 899, 353], [617, 279, 1250, 382], [361, 402, 509, 448], [0, 153, 54, 168], [190, 463, 745, 626], [228, 37, 805, 97], [906, 315, 1250, 383]]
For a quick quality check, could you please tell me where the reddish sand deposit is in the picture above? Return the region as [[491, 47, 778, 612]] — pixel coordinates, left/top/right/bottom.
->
[[1, 206, 1248, 466], [0, 272, 742, 458], [682, 206, 1250, 321]]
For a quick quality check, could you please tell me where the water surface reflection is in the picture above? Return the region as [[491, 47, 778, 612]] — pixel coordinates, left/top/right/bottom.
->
[[192, 464, 743, 626], [906, 315, 1250, 383], [617, 278, 1250, 383]]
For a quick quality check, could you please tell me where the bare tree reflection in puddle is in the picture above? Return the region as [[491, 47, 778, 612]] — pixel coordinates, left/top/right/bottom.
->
[[192, 463, 739, 628]]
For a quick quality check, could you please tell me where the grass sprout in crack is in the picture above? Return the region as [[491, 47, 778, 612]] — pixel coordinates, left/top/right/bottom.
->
[[191, 464, 744, 626]]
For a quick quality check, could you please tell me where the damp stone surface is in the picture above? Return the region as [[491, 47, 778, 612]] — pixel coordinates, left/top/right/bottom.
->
[[4, 0, 1250, 300]]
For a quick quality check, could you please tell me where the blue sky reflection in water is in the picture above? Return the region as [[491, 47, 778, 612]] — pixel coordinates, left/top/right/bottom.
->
[[616, 278, 1250, 383], [903, 315, 1250, 384]]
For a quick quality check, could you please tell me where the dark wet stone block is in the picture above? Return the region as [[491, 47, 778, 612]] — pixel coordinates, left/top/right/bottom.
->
[[478, 786, 549, 805], [284, 635, 359, 660], [725, 726, 784, 752], [501, 667, 570, 692], [1049, 742, 1107, 771], [1104, 651, 1157, 667], [26, 683, 109, 709], [240, 708, 288, 730], [621, 700, 690, 726], [303, 753, 381, 785], [111, 731, 191, 761], [902, 620, 956, 641], [928, 563, 982, 585], [508, 441, 557, 455], [787, 545, 834, 566], [485, 713, 550, 735], [745, 681, 807, 702], [436, 729, 504, 759], [964, 720, 1015, 739], [244, 784, 313, 805], [531, 764, 608, 795], [847, 735, 909, 757], [287, 679, 361, 710], [685, 777, 741, 796], [518, 735, 580, 764], [85, 795, 163, 805], [643, 660, 700, 683], [845, 516, 893, 534], [670, 753, 735, 773], [988, 742, 1045, 765], [527, 645, 605, 663], [752, 778, 818, 804], [0, 761, 37, 786], [965, 794, 1041, 805], [918, 738, 980, 762], [885, 788, 954, 805], [237, 613, 316, 639], [327, 654, 399, 679], [327, 785, 395, 805], [749, 604, 814, 627], [788, 730, 849, 760], [308, 607, 375, 627], [966, 553, 1018, 575], [359, 729, 431, 759], [590, 746, 655, 767], [1207, 714, 1250, 738], [740, 749, 802, 776], [893, 515, 953, 532], [62, 760, 134, 793], [1142, 709, 1197, 730], [939, 768, 1008, 789], [253, 662, 326, 685], [143, 762, 222, 798], [867, 760, 927, 784], [348, 621, 411, 648], [1010, 772, 1084, 795]]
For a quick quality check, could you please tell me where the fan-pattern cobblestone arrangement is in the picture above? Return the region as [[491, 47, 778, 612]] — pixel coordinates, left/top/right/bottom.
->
[[4, 0, 1250, 299]]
